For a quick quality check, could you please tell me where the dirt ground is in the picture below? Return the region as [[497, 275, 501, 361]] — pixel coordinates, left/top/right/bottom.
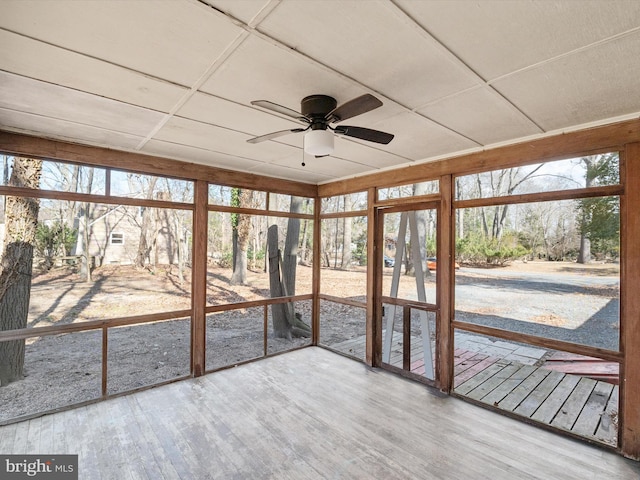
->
[[0, 260, 619, 422]]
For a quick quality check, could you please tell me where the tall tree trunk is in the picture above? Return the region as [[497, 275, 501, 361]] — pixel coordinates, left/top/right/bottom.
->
[[0, 158, 42, 386], [340, 217, 352, 270], [283, 196, 302, 294], [135, 177, 158, 268], [267, 225, 310, 339], [577, 158, 594, 264], [230, 190, 252, 285]]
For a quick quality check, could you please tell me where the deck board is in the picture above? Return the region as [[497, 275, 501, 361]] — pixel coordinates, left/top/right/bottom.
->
[[551, 377, 597, 431], [467, 363, 521, 401], [572, 381, 615, 437], [595, 385, 620, 445], [531, 374, 582, 424], [480, 365, 537, 406], [514, 370, 566, 417]]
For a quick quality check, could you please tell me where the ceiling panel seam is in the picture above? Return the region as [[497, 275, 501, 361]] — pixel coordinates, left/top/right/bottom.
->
[[135, 30, 251, 151], [0, 106, 145, 139], [487, 26, 640, 85], [0, 27, 188, 96], [204, 1, 477, 146], [387, 0, 545, 135]]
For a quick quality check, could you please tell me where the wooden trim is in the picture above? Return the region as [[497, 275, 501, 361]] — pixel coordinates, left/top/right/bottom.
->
[[191, 180, 208, 377], [438, 174, 453, 393], [379, 362, 438, 388], [369, 187, 381, 367], [317, 118, 640, 196], [319, 209, 368, 219], [621, 141, 640, 459], [104, 168, 111, 197], [0, 310, 192, 342], [312, 197, 321, 346], [403, 306, 411, 370], [101, 327, 108, 397], [0, 185, 194, 211], [0, 130, 317, 197], [318, 294, 366, 309], [263, 305, 268, 356], [380, 296, 438, 311], [374, 200, 440, 216], [209, 203, 314, 219], [455, 184, 623, 210], [452, 320, 622, 363], [204, 294, 314, 314], [373, 193, 441, 208]]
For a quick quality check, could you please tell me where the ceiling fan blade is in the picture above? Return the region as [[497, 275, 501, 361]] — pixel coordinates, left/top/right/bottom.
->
[[335, 126, 394, 144], [247, 128, 306, 144], [251, 100, 308, 122], [326, 94, 383, 122]]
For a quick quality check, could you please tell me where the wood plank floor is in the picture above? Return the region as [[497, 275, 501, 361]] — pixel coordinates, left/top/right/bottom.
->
[[328, 335, 619, 446], [1, 347, 637, 479]]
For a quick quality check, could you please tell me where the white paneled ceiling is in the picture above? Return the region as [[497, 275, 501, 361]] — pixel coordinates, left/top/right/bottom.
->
[[1, 0, 639, 184]]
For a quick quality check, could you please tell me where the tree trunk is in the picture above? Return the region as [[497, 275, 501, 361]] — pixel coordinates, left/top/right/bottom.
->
[[268, 225, 291, 339], [340, 216, 352, 270], [283, 196, 302, 294], [135, 177, 158, 268], [0, 157, 42, 386], [230, 190, 252, 285], [577, 236, 591, 264]]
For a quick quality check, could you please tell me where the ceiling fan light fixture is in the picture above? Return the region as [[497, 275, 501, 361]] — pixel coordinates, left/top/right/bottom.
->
[[304, 129, 334, 156]]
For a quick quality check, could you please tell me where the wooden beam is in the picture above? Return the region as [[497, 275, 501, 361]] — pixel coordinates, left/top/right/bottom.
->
[[0, 309, 192, 342], [312, 197, 321, 346], [621, 141, 640, 460], [318, 118, 640, 197], [452, 321, 623, 363], [190, 180, 208, 377], [367, 187, 381, 367], [0, 130, 316, 197], [438, 174, 454, 393], [455, 184, 624, 210]]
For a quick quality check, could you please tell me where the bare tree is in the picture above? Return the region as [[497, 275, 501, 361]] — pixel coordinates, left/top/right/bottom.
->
[[0, 157, 42, 385]]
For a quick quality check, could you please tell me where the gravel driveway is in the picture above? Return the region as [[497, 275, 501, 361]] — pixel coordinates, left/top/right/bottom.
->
[[454, 268, 619, 351]]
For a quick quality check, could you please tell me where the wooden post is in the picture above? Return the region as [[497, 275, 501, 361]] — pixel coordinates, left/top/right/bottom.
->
[[101, 327, 108, 397], [366, 187, 381, 367], [312, 195, 321, 346], [621, 142, 640, 459], [438, 174, 454, 393], [191, 180, 207, 377], [402, 306, 411, 371]]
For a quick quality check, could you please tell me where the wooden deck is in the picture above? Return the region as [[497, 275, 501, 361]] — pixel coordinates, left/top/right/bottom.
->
[[1, 347, 637, 479], [328, 335, 619, 446]]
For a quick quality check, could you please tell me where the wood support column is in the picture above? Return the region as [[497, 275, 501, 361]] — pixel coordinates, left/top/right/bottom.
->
[[366, 187, 381, 367], [191, 180, 208, 377], [312, 195, 321, 346], [621, 142, 640, 459], [438, 175, 454, 392]]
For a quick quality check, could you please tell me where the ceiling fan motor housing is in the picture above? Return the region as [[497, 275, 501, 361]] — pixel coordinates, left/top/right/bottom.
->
[[301, 95, 337, 129]]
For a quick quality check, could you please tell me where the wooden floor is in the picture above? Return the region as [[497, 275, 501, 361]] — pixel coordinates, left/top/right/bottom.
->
[[1, 347, 637, 479], [329, 334, 619, 445]]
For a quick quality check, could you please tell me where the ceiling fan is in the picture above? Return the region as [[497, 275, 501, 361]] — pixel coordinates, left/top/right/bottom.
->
[[247, 94, 394, 159]]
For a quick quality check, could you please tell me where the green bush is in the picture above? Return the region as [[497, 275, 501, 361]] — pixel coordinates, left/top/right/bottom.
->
[[35, 221, 78, 268], [456, 232, 528, 266]]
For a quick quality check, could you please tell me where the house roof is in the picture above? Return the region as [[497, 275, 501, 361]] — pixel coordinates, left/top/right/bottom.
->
[[1, 0, 639, 185]]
